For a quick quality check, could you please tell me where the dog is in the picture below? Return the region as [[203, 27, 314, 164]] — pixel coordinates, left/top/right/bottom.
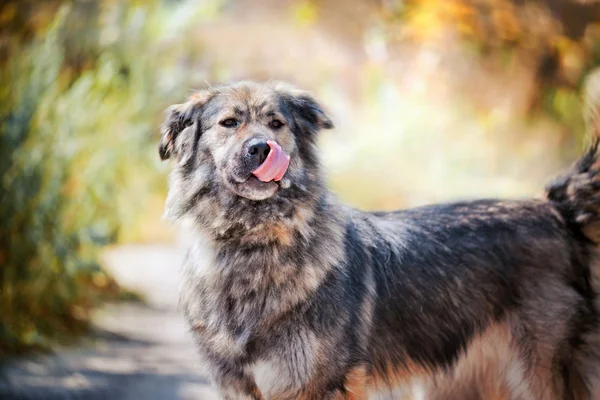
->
[[159, 81, 600, 399]]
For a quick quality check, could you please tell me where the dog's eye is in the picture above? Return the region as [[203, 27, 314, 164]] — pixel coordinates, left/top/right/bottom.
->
[[269, 119, 284, 130], [220, 118, 239, 128]]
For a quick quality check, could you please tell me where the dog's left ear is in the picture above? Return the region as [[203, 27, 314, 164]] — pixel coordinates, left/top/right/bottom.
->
[[159, 90, 213, 162], [278, 86, 334, 133]]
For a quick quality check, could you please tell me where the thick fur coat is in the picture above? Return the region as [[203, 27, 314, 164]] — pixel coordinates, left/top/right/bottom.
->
[[160, 81, 600, 399]]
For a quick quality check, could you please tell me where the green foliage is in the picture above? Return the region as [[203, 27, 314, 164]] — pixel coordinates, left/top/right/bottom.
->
[[0, 9, 95, 353], [0, 1, 218, 354]]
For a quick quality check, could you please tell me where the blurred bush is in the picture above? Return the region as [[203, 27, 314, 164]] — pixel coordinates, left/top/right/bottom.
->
[[0, 0, 218, 354], [382, 0, 600, 126]]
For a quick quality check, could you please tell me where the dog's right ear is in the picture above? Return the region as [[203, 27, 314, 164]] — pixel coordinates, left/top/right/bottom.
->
[[274, 83, 334, 134], [159, 90, 213, 162]]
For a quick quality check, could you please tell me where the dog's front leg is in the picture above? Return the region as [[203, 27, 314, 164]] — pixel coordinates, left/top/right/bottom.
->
[[211, 363, 264, 400]]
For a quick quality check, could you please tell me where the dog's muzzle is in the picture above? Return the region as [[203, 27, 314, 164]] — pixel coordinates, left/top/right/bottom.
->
[[249, 140, 290, 182]]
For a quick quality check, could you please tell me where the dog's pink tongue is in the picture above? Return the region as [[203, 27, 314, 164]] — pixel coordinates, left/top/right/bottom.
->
[[252, 140, 290, 182]]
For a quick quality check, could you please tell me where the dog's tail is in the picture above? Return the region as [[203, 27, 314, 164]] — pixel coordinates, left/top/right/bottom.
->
[[546, 135, 600, 243], [546, 133, 600, 397]]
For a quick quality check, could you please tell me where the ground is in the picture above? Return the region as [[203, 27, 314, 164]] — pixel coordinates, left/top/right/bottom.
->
[[0, 244, 219, 400]]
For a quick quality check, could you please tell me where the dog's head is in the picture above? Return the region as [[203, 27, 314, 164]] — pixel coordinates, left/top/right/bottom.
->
[[160, 81, 333, 230]]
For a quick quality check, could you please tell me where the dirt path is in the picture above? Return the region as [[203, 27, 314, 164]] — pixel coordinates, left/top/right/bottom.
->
[[0, 244, 219, 400]]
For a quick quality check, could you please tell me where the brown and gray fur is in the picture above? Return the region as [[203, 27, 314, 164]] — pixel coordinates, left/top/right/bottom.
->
[[159, 81, 600, 399]]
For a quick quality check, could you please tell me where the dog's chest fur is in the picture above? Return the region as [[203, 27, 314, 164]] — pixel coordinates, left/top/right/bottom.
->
[[179, 233, 324, 395], [180, 230, 330, 348]]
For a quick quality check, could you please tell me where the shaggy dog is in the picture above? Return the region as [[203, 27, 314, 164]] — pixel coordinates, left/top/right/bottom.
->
[[160, 81, 600, 399]]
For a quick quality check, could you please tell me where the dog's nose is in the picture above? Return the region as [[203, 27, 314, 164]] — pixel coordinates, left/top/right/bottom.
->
[[247, 140, 270, 165]]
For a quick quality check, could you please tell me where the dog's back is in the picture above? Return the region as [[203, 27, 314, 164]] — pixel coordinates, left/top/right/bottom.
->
[[360, 139, 600, 398], [357, 199, 593, 399]]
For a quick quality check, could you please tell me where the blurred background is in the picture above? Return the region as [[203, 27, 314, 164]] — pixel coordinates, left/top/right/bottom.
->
[[1, 0, 600, 398]]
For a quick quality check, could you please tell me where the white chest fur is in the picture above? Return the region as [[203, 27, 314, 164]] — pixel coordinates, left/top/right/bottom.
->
[[249, 358, 295, 398]]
